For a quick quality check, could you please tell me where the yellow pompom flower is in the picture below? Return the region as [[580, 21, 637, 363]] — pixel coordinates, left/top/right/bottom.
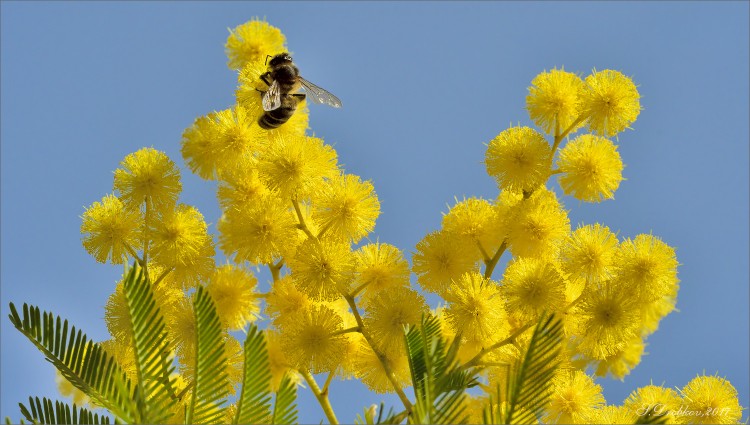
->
[[81, 194, 141, 264], [559, 223, 619, 284], [444, 272, 508, 347], [205, 265, 259, 331], [505, 188, 570, 258], [442, 197, 504, 258], [169, 296, 197, 360], [218, 194, 298, 265], [526, 68, 586, 135], [485, 344, 524, 392], [678, 375, 743, 424], [485, 126, 552, 192], [354, 342, 412, 394], [586, 405, 637, 424], [581, 69, 641, 137], [99, 339, 138, 381], [463, 396, 492, 425], [224, 337, 245, 394], [280, 305, 348, 374], [265, 330, 302, 392], [591, 336, 645, 380], [216, 157, 269, 212], [236, 58, 268, 117], [113, 147, 181, 211], [257, 134, 339, 200], [181, 106, 266, 180], [558, 134, 624, 202], [501, 257, 567, 321], [105, 275, 183, 345], [312, 174, 380, 243], [336, 329, 364, 379], [640, 285, 677, 336], [573, 284, 641, 360], [180, 114, 222, 181], [354, 242, 410, 304], [56, 370, 91, 407], [363, 287, 427, 357], [266, 275, 311, 327], [287, 239, 355, 301], [150, 204, 215, 287], [225, 19, 286, 70], [613, 234, 679, 304], [412, 230, 478, 295], [543, 370, 605, 424], [624, 384, 682, 424]]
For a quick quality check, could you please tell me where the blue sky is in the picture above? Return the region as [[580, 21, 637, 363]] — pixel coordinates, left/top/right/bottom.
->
[[1, 1, 748, 423]]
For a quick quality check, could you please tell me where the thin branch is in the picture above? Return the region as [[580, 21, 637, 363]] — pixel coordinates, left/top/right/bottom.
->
[[300, 369, 338, 425], [483, 241, 507, 279], [329, 326, 361, 337], [151, 267, 173, 287], [349, 282, 370, 298], [292, 198, 317, 241], [344, 295, 413, 413], [476, 240, 492, 263], [461, 322, 534, 369]]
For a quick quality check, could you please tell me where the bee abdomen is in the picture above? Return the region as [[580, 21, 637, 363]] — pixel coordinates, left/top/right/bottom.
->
[[259, 106, 296, 129]]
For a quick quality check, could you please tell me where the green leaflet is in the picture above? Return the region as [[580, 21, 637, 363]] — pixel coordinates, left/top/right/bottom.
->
[[234, 325, 271, 424], [187, 286, 229, 424], [405, 314, 477, 425], [495, 312, 563, 425], [122, 263, 175, 423], [271, 375, 298, 425], [19, 397, 112, 424], [234, 325, 298, 425], [8, 303, 137, 423], [9, 263, 296, 425]]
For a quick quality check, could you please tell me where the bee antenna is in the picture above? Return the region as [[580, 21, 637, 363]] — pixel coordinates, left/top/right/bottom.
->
[[265, 54, 272, 65]]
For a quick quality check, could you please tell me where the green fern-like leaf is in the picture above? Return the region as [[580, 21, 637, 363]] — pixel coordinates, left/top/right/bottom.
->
[[8, 303, 136, 423], [18, 397, 112, 424], [405, 314, 473, 425], [122, 263, 175, 423], [503, 312, 563, 425], [234, 325, 271, 424], [271, 374, 298, 425], [186, 286, 229, 424]]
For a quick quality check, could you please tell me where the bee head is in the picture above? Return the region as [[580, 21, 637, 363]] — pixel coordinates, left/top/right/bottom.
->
[[267, 53, 293, 67]]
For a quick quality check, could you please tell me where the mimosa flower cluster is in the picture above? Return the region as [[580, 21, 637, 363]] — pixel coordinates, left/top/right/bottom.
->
[[72, 19, 744, 424]]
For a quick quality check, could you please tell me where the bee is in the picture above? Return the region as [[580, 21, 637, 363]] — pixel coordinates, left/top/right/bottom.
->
[[258, 52, 342, 130]]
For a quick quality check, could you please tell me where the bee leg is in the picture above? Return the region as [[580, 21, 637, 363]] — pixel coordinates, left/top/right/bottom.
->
[[292, 93, 306, 101], [260, 72, 272, 86]]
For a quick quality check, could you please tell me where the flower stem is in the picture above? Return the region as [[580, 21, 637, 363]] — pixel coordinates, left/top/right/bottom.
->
[[349, 282, 369, 298], [124, 243, 147, 272], [476, 240, 491, 263], [553, 114, 587, 153], [143, 199, 151, 275], [316, 221, 333, 239], [322, 371, 336, 393], [269, 259, 284, 282], [344, 295, 413, 412], [152, 267, 173, 287], [300, 370, 338, 424], [483, 241, 507, 279], [292, 198, 317, 241], [329, 326, 361, 336], [461, 322, 534, 369]]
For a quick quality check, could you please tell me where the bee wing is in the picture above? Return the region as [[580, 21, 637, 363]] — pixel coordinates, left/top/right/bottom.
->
[[262, 80, 282, 111], [298, 76, 342, 108]]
